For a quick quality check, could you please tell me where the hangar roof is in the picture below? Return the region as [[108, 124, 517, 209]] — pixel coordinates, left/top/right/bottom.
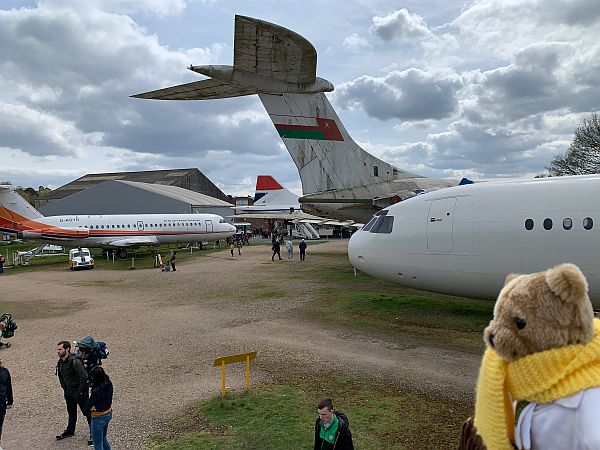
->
[[40, 168, 211, 201], [118, 180, 232, 206]]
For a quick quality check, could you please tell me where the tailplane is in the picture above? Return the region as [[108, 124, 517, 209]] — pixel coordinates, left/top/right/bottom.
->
[[0, 184, 44, 233], [132, 15, 431, 197]]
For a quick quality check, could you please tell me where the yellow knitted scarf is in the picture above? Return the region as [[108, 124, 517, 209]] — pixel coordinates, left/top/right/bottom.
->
[[474, 319, 600, 450]]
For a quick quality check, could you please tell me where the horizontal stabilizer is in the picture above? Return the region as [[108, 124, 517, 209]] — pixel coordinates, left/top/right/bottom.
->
[[132, 78, 259, 100]]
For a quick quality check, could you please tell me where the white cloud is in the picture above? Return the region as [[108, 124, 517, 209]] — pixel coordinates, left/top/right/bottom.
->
[[370, 9, 432, 42], [342, 33, 371, 52]]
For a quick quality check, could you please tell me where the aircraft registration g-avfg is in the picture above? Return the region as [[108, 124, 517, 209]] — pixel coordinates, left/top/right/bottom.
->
[[0, 183, 236, 258], [132, 15, 456, 223]]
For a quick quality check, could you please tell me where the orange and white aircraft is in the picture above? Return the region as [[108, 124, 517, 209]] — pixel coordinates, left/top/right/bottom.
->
[[0, 183, 236, 258]]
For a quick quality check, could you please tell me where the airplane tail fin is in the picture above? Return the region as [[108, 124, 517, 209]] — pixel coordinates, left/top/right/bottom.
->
[[0, 184, 44, 232], [258, 92, 420, 195], [132, 15, 423, 195], [254, 175, 284, 202]]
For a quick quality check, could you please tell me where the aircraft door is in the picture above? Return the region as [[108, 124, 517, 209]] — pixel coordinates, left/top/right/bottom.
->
[[205, 220, 213, 232], [137, 221, 144, 231], [427, 198, 456, 253]]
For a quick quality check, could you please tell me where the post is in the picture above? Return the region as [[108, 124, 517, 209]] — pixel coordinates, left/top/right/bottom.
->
[[245, 354, 251, 391], [221, 360, 226, 397], [131, 256, 135, 269], [213, 351, 256, 398]]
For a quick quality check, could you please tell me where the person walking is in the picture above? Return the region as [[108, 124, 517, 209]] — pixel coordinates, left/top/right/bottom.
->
[[0, 254, 5, 275], [271, 239, 282, 261], [88, 366, 113, 450], [314, 398, 354, 450], [237, 239, 242, 255], [285, 238, 294, 261], [229, 239, 235, 257], [56, 340, 92, 445], [0, 358, 13, 450], [169, 251, 177, 271], [299, 239, 307, 261]]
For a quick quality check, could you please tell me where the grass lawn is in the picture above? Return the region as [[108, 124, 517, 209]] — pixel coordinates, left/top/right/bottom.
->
[[149, 374, 469, 450]]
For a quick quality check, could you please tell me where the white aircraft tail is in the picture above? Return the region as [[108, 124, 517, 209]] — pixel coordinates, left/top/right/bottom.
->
[[133, 15, 424, 196], [258, 92, 419, 195], [0, 184, 43, 232]]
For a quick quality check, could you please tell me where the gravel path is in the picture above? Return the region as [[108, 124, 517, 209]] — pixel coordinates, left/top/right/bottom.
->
[[0, 240, 480, 449]]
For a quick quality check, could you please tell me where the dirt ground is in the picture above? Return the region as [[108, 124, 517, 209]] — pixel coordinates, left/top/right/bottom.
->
[[0, 240, 481, 449]]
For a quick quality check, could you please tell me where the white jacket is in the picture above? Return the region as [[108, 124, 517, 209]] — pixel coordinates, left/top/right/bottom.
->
[[515, 386, 600, 450]]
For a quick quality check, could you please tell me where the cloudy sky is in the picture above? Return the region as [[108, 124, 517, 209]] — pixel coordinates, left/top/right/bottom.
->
[[1, 0, 599, 196]]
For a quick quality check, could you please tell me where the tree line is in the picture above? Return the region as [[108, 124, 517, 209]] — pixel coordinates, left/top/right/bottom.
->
[[547, 113, 600, 176]]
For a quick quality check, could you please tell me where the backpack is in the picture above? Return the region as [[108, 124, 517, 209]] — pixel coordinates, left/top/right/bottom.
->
[[0, 314, 17, 339], [96, 340, 109, 359]]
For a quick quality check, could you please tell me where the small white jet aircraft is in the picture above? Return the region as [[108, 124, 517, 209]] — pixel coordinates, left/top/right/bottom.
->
[[348, 175, 600, 307], [132, 15, 456, 223], [0, 183, 236, 258], [235, 175, 301, 213]]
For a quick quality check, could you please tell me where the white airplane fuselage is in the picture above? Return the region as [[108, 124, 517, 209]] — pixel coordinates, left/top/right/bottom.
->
[[348, 175, 600, 307], [17, 213, 236, 248]]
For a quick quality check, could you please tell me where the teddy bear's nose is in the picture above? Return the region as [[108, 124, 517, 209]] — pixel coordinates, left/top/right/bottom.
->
[[488, 333, 495, 348]]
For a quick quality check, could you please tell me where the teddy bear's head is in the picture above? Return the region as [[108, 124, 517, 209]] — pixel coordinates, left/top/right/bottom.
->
[[484, 263, 594, 362]]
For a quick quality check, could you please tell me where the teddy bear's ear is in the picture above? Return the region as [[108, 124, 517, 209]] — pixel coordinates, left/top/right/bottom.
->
[[504, 273, 520, 286], [545, 263, 588, 303]]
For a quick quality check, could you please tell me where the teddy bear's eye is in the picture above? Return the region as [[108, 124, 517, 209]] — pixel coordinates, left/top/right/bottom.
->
[[515, 318, 527, 330]]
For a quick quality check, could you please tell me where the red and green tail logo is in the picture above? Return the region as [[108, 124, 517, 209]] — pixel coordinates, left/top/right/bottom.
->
[[273, 117, 344, 141]]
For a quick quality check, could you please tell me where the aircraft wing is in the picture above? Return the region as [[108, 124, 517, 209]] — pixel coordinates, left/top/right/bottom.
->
[[234, 15, 317, 84], [106, 236, 159, 247], [131, 78, 259, 100]]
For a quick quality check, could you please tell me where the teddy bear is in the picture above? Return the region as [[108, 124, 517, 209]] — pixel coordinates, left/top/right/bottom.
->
[[458, 263, 600, 450]]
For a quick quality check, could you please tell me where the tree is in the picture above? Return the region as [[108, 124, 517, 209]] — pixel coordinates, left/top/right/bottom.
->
[[547, 113, 600, 176]]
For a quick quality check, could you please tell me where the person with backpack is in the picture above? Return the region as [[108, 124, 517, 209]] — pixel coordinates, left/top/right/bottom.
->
[[55, 340, 92, 445], [87, 366, 113, 450], [75, 336, 109, 380]]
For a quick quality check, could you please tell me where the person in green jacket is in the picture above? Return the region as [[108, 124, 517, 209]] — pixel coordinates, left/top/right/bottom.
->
[[314, 398, 354, 450]]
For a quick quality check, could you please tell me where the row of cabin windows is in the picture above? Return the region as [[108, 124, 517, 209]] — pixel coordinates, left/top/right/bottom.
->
[[525, 217, 594, 231], [76, 223, 204, 230]]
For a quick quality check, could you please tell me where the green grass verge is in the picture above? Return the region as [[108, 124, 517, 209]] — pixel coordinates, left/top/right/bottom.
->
[[148, 374, 469, 450]]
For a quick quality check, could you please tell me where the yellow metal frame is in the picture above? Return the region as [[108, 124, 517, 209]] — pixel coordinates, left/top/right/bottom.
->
[[213, 351, 257, 397]]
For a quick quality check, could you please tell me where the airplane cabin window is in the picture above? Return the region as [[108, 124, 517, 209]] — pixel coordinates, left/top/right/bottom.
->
[[116, 225, 120, 229], [563, 218, 573, 230], [584, 217, 594, 230], [543, 218, 553, 230], [525, 219, 534, 230], [127, 224, 131, 228], [101, 225, 104, 229]]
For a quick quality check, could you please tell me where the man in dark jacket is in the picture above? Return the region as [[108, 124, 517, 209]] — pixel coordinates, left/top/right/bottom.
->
[[314, 398, 354, 450], [56, 340, 91, 444], [0, 357, 13, 448], [271, 239, 282, 261]]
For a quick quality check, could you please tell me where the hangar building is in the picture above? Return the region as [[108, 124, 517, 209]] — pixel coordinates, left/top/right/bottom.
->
[[36, 168, 229, 211], [38, 180, 234, 218]]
